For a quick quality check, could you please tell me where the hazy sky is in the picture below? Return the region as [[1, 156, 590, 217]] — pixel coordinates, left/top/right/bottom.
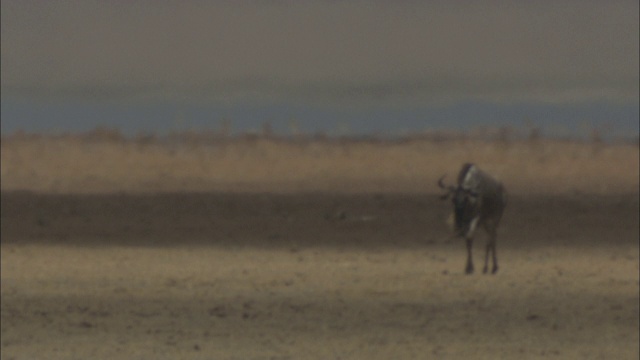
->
[[1, 1, 638, 136]]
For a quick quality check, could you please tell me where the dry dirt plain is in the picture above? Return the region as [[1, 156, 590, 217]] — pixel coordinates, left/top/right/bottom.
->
[[1, 136, 639, 359], [1, 191, 638, 360]]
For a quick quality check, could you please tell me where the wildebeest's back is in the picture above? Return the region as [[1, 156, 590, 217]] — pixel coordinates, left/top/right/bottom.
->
[[478, 174, 506, 224]]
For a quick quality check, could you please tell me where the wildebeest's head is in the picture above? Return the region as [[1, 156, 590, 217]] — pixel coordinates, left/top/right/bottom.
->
[[438, 176, 480, 236]]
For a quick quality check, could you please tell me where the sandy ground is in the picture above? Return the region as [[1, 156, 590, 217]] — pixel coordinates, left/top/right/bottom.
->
[[1, 191, 638, 359]]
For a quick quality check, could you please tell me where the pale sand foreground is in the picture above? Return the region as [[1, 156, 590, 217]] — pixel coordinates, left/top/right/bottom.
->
[[1, 193, 638, 359], [2, 245, 638, 360]]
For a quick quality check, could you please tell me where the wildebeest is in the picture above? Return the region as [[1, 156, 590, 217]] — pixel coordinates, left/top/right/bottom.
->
[[438, 163, 507, 274]]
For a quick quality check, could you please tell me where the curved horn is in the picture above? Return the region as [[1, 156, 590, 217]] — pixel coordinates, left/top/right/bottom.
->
[[438, 175, 456, 191], [438, 175, 455, 200]]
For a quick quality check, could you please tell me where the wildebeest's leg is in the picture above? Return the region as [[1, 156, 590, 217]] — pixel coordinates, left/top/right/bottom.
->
[[482, 226, 498, 274], [465, 237, 474, 274], [483, 240, 498, 274], [483, 241, 491, 274], [491, 240, 498, 274], [464, 217, 479, 274]]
